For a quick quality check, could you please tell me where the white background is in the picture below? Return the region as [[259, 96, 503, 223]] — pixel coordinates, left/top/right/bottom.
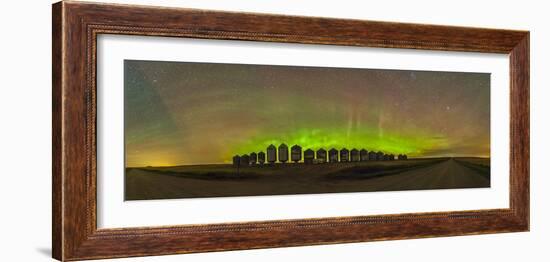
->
[[98, 35, 509, 228], [0, 0, 547, 261]]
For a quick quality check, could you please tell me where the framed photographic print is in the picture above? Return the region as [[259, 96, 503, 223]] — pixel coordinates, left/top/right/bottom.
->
[[52, 1, 529, 261]]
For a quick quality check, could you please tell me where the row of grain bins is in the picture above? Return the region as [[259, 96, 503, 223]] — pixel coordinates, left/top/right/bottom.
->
[[233, 143, 408, 166]]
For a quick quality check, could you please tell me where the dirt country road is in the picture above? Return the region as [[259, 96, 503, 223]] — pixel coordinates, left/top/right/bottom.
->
[[125, 158, 490, 200], [355, 158, 490, 191]]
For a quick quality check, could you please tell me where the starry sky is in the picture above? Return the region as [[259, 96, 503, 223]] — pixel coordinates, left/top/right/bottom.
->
[[124, 60, 490, 167]]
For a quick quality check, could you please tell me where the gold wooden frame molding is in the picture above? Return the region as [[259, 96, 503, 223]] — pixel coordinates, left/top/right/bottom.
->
[[52, 1, 529, 261]]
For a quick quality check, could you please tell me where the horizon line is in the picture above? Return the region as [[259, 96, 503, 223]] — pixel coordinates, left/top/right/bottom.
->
[[126, 155, 490, 168]]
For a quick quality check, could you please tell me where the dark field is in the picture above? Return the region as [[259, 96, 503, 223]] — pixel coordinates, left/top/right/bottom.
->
[[125, 157, 490, 200]]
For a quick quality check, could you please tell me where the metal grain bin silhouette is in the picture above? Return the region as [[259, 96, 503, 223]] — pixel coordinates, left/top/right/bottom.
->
[[232, 155, 241, 167], [278, 143, 289, 163], [304, 148, 315, 164], [350, 148, 360, 162], [329, 148, 339, 163], [376, 151, 384, 161], [240, 154, 250, 166], [249, 152, 257, 165], [340, 148, 350, 162], [316, 148, 327, 163], [360, 149, 368, 161], [257, 152, 266, 164], [368, 151, 377, 160], [291, 144, 302, 163], [267, 144, 277, 163]]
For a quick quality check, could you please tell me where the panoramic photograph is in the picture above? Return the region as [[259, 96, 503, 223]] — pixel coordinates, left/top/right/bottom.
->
[[124, 60, 491, 200]]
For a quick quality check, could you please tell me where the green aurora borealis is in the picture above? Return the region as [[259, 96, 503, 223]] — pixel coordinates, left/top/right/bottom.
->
[[124, 60, 490, 167]]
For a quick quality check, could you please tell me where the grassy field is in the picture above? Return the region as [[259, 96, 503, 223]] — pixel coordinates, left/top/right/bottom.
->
[[125, 157, 490, 200], [453, 157, 491, 180]]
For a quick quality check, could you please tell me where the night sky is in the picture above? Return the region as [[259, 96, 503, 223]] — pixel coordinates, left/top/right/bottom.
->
[[124, 60, 490, 167]]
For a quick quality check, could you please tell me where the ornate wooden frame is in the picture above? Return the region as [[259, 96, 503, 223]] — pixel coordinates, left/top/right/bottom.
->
[[52, 1, 529, 261]]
